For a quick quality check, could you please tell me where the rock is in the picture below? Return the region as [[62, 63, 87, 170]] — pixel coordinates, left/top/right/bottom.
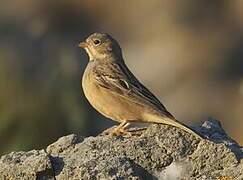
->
[[0, 150, 54, 180], [0, 118, 242, 180]]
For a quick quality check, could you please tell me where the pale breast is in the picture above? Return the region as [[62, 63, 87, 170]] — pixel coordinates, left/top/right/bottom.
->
[[82, 65, 143, 122]]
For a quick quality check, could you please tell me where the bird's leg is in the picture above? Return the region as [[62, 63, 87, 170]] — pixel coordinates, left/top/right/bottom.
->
[[100, 121, 147, 136], [111, 122, 131, 135], [111, 122, 146, 136], [99, 122, 130, 136], [121, 120, 148, 133]]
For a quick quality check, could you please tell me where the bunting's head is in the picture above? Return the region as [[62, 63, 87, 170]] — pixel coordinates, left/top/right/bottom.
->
[[78, 33, 123, 61]]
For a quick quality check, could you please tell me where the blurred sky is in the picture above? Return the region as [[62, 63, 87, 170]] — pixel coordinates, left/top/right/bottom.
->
[[0, 0, 243, 154]]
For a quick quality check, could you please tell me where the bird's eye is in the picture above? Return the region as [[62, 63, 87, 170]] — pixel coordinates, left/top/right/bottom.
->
[[93, 39, 101, 46]]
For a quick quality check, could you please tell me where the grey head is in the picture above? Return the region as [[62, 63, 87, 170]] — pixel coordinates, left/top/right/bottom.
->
[[78, 33, 123, 61]]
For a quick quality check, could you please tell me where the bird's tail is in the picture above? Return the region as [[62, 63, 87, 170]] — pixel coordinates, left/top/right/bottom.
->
[[143, 113, 204, 139]]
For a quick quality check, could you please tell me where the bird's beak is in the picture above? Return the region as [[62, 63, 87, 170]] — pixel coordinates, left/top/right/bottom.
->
[[78, 41, 88, 48]]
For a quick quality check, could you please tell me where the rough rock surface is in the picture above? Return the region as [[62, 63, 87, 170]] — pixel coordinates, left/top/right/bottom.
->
[[0, 118, 242, 180]]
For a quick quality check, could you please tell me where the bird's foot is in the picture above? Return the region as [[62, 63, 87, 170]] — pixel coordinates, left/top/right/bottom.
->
[[99, 126, 147, 136], [99, 125, 131, 136], [128, 127, 147, 133]]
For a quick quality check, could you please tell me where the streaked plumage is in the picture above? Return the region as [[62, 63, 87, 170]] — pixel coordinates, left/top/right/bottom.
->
[[79, 33, 203, 139]]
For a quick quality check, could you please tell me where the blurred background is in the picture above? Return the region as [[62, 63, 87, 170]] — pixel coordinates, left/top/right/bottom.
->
[[1, 0, 243, 155]]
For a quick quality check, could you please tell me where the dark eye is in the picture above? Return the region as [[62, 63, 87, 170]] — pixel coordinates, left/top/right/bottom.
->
[[93, 39, 101, 45]]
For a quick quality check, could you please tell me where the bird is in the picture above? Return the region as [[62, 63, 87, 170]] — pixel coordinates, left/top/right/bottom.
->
[[78, 32, 203, 139]]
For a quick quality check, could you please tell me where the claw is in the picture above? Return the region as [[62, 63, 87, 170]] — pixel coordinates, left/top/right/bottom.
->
[[99, 124, 147, 136]]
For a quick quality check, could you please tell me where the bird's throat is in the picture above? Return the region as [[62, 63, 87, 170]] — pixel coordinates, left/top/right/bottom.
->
[[84, 47, 95, 61]]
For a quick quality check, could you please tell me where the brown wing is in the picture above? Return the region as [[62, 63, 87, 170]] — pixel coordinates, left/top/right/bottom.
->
[[93, 60, 174, 119]]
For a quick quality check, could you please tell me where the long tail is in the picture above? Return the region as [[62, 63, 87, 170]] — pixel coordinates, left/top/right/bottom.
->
[[143, 113, 204, 139]]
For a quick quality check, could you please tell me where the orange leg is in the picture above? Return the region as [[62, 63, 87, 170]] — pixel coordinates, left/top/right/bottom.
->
[[110, 122, 131, 135], [111, 122, 146, 136], [100, 122, 147, 136]]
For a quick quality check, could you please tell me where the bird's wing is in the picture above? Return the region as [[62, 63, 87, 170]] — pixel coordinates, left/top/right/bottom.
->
[[93, 61, 174, 119]]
